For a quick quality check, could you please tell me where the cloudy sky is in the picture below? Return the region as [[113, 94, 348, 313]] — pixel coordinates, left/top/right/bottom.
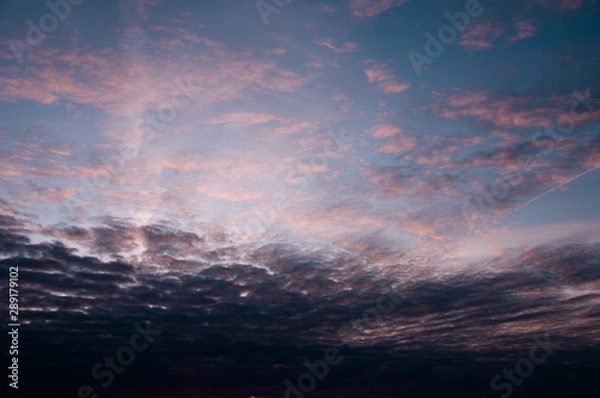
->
[[1, 0, 599, 397]]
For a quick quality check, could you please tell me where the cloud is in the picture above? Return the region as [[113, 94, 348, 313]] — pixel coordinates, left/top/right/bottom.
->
[[364, 60, 411, 94], [368, 124, 402, 139], [535, 0, 586, 10], [459, 22, 504, 51], [205, 112, 279, 126], [2, 221, 599, 396], [349, 0, 409, 17], [375, 135, 418, 154], [1, 1, 599, 395], [430, 89, 557, 128], [508, 17, 537, 42], [313, 38, 361, 53], [0, 34, 315, 117], [458, 219, 600, 259]]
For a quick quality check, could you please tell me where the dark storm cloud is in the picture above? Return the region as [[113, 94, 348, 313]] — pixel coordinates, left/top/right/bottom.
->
[[0, 212, 23, 228], [0, 228, 30, 253], [89, 220, 141, 255], [1, 220, 599, 396]]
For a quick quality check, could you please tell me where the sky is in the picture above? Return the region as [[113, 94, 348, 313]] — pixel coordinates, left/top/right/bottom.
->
[[0, 0, 599, 397]]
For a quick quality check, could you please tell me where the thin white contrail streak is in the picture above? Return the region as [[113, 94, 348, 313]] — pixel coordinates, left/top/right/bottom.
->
[[498, 167, 598, 219]]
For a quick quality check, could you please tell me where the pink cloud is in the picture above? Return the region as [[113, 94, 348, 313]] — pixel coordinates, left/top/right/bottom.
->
[[313, 38, 361, 53], [349, 0, 409, 17], [378, 80, 411, 94], [364, 60, 411, 94], [459, 23, 504, 51], [443, 90, 489, 107], [35, 187, 77, 201], [375, 136, 417, 154], [430, 89, 557, 128], [508, 17, 537, 42], [206, 112, 278, 126], [331, 89, 353, 113], [268, 120, 319, 135], [0, 33, 316, 118], [368, 124, 402, 138], [535, 0, 585, 10]]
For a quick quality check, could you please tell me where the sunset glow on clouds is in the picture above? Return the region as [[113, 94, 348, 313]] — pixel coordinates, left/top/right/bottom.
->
[[1, 0, 600, 397]]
